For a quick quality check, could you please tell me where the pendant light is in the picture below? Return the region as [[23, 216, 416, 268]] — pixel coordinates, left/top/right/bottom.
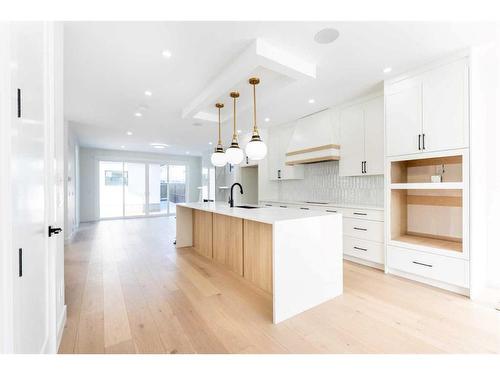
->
[[210, 103, 227, 167], [225, 91, 244, 165], [245, 77, 267, 160]]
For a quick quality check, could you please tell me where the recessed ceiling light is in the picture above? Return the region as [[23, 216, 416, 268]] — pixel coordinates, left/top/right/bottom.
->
[[314, 28, 340, 44], [150, 143, 169, 149], [208, 141, 213, 145], [308, 98, 315, 104], [134, 112, 143, 117], [383, 67, 392, 74], [185, 151, 190, 154], [144, 90, 152, 96], [264, 117, 270, 122], [162, 49, 172, 59], [126, 131, 133, 136], [120, 145, 125, 149]]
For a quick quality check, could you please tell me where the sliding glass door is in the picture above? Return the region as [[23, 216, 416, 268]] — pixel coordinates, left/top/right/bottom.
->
[[99, 160, 187, 219]]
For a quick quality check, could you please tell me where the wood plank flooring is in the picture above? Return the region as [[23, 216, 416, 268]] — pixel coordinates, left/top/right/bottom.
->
[[59, 216, 500, 354]]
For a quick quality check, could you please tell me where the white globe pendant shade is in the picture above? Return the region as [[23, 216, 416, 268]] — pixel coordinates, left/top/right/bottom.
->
[[211, 149, 227, 167], [245, 138, 267, 160], [225, 145, 244, 165]]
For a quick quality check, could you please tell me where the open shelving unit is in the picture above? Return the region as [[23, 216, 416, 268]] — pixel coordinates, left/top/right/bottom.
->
[[388, 153, 467, 256]]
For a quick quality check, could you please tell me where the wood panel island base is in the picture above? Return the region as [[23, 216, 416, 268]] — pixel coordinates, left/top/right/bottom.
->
[[176, 202, 343, 323]]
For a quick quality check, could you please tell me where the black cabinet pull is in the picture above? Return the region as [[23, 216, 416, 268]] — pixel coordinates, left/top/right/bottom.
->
[[277, 169, 281, 179], [353, 212, 367, 216], [412, 261, 432, 268], [326, 209, 337, 213], [279, 205, 287, 208], [422, 133, 426, 150], [265, 204, 272, 207], [353, 227, 367, 231], [353, 246, 368, 251], [363, 161, 367, 174], [418, 134, 421, 150], [17, 88, 21, 118], [18, 248, 23, 277], [300, 207, 309, 210]]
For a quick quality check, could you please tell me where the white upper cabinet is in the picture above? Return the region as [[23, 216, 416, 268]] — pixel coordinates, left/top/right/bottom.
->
[[339, 105, 364, 176], [385, 78, 422, 156], [267, 123, 304, 180], [339, 95, 384, 176], [422, 59, 469, 152], [385, 57, 469, 157], [363, 96, 385, 175]]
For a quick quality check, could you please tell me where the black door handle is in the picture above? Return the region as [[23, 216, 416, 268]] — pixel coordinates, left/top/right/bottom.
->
[[48, 226, 62, 237], [17, 88, 22, 118], [418, 134, 421, 150], [422, 133, 425, 150]]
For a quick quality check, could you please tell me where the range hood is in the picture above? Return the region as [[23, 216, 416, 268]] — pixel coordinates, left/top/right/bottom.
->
[[285, 109, 340, 165]]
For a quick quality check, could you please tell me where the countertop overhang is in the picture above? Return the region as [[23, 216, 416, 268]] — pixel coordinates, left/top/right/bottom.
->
[[177, 201, 338, 225]]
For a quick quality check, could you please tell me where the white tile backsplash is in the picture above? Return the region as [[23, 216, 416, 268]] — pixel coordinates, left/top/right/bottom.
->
[[277, 161, 384, 206]]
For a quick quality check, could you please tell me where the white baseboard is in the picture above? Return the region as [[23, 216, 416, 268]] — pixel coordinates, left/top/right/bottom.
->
[[56, 304, 67, 352]]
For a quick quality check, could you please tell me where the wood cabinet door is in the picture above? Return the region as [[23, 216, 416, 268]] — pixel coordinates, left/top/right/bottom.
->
[[422, 58, 469, 152], [193, 209, 213, 259], [243, 220, 273, 293], [385, 77, 423, 156], [363, 96, 384, 175], [213, 214, 243, 275], [339, 103, 365, 176]]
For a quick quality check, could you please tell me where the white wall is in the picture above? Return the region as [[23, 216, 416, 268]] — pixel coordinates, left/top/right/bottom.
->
[[79, 147, 202, 222]]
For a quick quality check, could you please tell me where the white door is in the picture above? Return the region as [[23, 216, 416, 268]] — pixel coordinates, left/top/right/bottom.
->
[[363, 96, 384, 175], [339, 104, 365, 176], [385, 77, 423, 156], [422, 58, 469, 152], [10, 22, 50, 354]]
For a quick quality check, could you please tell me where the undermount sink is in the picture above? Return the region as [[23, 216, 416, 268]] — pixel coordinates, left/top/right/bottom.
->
[[235, 205, 261, 209]]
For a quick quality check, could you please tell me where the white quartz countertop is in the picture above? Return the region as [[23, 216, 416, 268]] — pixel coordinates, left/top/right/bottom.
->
[[259, 199, 384, 211], [177, 201, 338, 224]]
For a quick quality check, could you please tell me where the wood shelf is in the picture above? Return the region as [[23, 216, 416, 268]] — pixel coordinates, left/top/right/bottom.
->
[[390, 182, 464, 190], [392, 234, 462, 253]]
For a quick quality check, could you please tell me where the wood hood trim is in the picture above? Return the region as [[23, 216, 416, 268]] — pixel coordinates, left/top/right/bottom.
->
[[286, 144, 340, 157]]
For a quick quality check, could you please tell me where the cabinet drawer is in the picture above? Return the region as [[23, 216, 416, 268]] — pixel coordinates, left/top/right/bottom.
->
[[343, 217, 384, 243], [343, 237, 384, 264], [342, 208, 384, 222], [387, 245, 469, 287]]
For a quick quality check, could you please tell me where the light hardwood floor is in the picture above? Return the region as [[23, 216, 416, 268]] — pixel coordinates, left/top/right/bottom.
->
[[59, 216, 500, 354]]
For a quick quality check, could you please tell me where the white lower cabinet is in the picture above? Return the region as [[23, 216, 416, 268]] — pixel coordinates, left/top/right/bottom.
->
[[387, 245, 469, 288], [344, 237, 384, 264]]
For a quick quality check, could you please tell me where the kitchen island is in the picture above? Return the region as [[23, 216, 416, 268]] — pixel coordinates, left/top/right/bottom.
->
[[176, 202, 343, 323]]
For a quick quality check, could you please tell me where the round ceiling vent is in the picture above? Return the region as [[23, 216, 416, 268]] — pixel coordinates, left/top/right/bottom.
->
[[314, 28, 340, 44]]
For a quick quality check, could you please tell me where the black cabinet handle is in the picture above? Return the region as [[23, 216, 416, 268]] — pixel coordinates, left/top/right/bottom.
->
[[326, 209, 337, 213], [353, 212, 367, 216], [353, 227, 367, 231], [246, 156, 249, 164], [353, 246, 368, 251], [363, 161, 367, 173], [48, 226, 62, 237], [412, 261, 432, 268], [17, 88, 21, 118], [265, 204, 272, 207], [18, 248, 23, 277], [418, 134, 421, 150], [279, 205, 287, 208], [300, 207, 309, 210], [277, 169, 281, 179], [422, 133, 425, 150]]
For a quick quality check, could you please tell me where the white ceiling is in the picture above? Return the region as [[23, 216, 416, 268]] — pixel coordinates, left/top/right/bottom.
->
[[64, 21, 496, 156]]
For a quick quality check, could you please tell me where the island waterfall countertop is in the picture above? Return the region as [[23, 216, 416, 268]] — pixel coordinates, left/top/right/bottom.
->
[[175, 201, 343, 323], [177, 201, 336, 224]]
